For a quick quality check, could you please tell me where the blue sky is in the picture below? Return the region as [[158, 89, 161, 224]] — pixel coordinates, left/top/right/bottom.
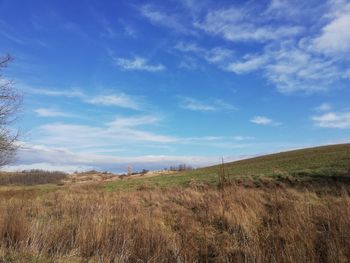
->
[[0, 0, 350, 172]]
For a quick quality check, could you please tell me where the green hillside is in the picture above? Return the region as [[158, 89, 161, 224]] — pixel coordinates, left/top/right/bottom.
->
[[105, 143, 350, 190]]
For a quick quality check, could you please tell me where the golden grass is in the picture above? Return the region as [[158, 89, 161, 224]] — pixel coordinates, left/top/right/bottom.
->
[[0, 180, 350, 262]]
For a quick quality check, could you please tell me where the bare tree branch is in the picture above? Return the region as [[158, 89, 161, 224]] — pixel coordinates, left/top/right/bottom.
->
[[0, 55, 20, 167]]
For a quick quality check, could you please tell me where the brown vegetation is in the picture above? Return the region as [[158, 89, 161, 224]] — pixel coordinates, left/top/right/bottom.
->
[[0, 178, 350, 262], [0, 170, 67, 186]]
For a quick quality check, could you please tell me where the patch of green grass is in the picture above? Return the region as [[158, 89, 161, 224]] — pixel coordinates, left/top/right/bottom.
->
[[104, 143, 350, 191], [104, 171, 218, 191]]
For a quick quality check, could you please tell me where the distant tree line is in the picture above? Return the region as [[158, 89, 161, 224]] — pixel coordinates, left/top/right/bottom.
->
[[0, 169, 67, 185], [167, 164, 193, 172]]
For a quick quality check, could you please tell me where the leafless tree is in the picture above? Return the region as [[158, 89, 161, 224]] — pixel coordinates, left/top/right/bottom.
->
[[0, 54, 21, 167]]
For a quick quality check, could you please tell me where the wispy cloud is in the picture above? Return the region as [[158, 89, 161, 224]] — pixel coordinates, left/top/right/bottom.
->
[[26, 113, 253, 163], [123, 24, 137, 38], [226, 54, 267, 74], [168, 1, 350, 94], [24, 87, 85, 98], [32, 120, 177, 150], [115, 57, 165, 72], [179, 97, 236, 112], [263, 46, 344, 93], [140, 5, 195, 34], [251, 116, 281, 126], [24, 87, 143, 110], [180, 97, 216, 111], [85, 94, 141, 110], [0, 19, 49, 47], [107, 115, 160, 128], [34, 108, 78, 118], [175, 42, 233, 64], [194, 6, 303, 42], [99, 18, 117, 39], [226, 43, 347, 93], [312, 111, 350, 129], [314, 103, 332, 112], [213, 99, 237, 111]]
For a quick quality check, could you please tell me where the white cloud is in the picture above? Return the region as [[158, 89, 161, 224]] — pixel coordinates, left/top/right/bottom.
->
[[7, 139, 311, 173], [312, 1, 350, 55], [107, 116, 160, 128], [115, 57, 165, 72], [175, 42, 202, 53], [34, 108, 77, 118], [205, 47, 233, 63], [178, 56, 198, 70], [33, 120, 177, 148], [168, 2, 349, 94], [175, 42, 233, 64], [264, 46, 343, 93], [23, 87, 142, 110], [227, 43, 346, 93], [180, 97, 216, 111], [6, 142, 244, 173], [135, 1, 350, 94], [24, 113, 253, 169], [226, 54, 267, 74], [265, 0, 292, 15], [85, 94, 141, 109], [140, 5, 195, 34], [312, 111, 350, 128], [263, 0, 307, 19], [314, 103, 332, 112], [213, 99, 237, 110], [232, 135, 255, 141], [124, 25, 137, 38], [194, 7, 303, 42], [180, 0, 209, 13], [179, 97, 236, 112], [251, 116, 280, 126], [24, 87, 85, 98]]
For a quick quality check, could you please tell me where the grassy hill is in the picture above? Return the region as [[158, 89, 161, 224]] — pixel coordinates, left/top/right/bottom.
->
[[1, 144, 350, 262], [105, 143, 350, 190]]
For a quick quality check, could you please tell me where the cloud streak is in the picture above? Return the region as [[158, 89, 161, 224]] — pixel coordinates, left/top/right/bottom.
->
[[24, 87, 143, 110], [179, 97, 236, 112], [312, 111, 350, 129], [34, 108, 78, 118], [115, 57, 165, 72], [194, 6, 303, 42], [251, 116, 281, 126], [140, 5, 195, 34], [85, 94, 141, 109], [175, 42, 233, 64]]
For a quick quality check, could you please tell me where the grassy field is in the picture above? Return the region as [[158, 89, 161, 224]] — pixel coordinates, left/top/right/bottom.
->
[[105, 143, 350, 191], [0, 143, 350, 262]]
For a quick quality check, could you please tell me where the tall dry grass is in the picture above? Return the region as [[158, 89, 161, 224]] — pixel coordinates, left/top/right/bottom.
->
[[0, 181, 350, 262]]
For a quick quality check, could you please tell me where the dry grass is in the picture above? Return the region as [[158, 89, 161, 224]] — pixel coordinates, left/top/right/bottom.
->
[[0, 179, 350, 262]]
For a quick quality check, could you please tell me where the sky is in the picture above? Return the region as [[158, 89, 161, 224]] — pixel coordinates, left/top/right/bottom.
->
[[0, 0, 350, 173]]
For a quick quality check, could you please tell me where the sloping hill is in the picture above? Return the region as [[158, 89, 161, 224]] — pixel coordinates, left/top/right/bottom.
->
[[105, 143, 350, 190], [191, 143, 350, 178]]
